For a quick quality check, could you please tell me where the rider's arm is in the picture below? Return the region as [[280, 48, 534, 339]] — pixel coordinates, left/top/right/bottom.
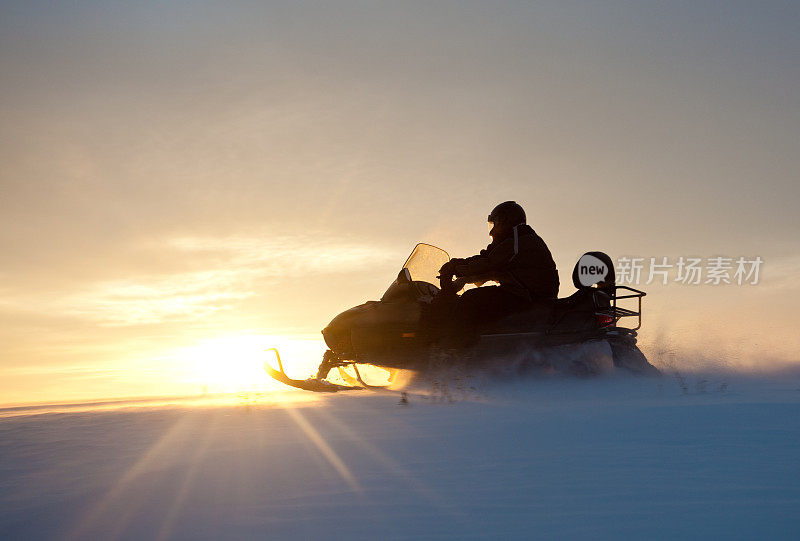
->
[[453, 237, 514, 277]]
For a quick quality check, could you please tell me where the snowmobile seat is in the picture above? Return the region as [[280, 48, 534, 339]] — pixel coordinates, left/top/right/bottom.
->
[[490, 289, 600, 334], [488, 252, 616, 335]]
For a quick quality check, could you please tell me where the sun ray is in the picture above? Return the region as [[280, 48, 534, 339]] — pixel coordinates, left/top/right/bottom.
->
[[67, 414, 196, 540], [281, 403, 361, 492], [156, 409, 221, 541], [311, 405, 464, 519]]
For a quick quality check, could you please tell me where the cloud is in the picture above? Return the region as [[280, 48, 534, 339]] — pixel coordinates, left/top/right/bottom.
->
[[59, 270, 256, 326], [758, 255, 800, 291], [1, 233, 401, 326]]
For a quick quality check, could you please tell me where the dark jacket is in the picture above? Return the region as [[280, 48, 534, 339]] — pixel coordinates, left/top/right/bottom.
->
[[452, 224, 559, 300]]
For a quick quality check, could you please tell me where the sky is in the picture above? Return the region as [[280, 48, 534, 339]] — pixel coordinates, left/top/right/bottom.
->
[[1, 0, 799, 405]]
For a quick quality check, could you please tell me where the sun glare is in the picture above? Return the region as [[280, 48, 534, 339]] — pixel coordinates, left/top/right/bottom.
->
[[173, 335, 326, 393]]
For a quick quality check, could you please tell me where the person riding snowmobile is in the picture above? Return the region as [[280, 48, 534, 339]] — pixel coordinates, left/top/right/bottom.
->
[[434, 201, 559, 345], [265, 203, 657, 392]]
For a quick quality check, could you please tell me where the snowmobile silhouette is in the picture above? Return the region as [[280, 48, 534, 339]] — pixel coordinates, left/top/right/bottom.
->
[[265, 243, 658, 392]]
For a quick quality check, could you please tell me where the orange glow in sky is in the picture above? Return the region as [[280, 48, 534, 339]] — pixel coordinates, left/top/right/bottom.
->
[[1, 2, 798, 406]]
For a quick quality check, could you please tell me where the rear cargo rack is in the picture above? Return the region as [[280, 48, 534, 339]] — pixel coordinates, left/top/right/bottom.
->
[[597, 285, 646, 331]]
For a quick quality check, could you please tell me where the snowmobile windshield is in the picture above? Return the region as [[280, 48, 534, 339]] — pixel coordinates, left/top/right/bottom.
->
[[402, 243, 450, 285]]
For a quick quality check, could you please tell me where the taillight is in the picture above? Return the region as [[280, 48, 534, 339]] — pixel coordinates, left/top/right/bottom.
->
[[596, 314, 614, 328]]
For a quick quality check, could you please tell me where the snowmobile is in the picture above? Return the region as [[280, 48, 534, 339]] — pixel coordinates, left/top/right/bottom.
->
[[265, 243, 659, 392]]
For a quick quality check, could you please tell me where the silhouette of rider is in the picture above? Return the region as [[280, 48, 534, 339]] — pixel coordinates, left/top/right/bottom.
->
[[435, 201, 559, 346]]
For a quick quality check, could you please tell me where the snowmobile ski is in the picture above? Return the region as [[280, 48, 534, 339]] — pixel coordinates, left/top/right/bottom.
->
[[264, 348, 363, 392], [337, 365, 392, 391]]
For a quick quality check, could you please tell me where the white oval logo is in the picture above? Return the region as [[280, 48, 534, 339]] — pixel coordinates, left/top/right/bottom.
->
[[577, 254, 609, 287]]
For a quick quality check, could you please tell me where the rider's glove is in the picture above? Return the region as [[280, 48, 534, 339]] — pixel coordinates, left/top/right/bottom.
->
[[439, 258, 465, 277], [438, 261, 456, 277]]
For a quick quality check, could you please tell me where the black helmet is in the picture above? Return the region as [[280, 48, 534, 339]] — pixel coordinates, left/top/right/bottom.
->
[[488, 201, 526, 230]]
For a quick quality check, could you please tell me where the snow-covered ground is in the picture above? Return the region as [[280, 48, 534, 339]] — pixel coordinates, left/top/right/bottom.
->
[[1, 370, 799, 540]]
